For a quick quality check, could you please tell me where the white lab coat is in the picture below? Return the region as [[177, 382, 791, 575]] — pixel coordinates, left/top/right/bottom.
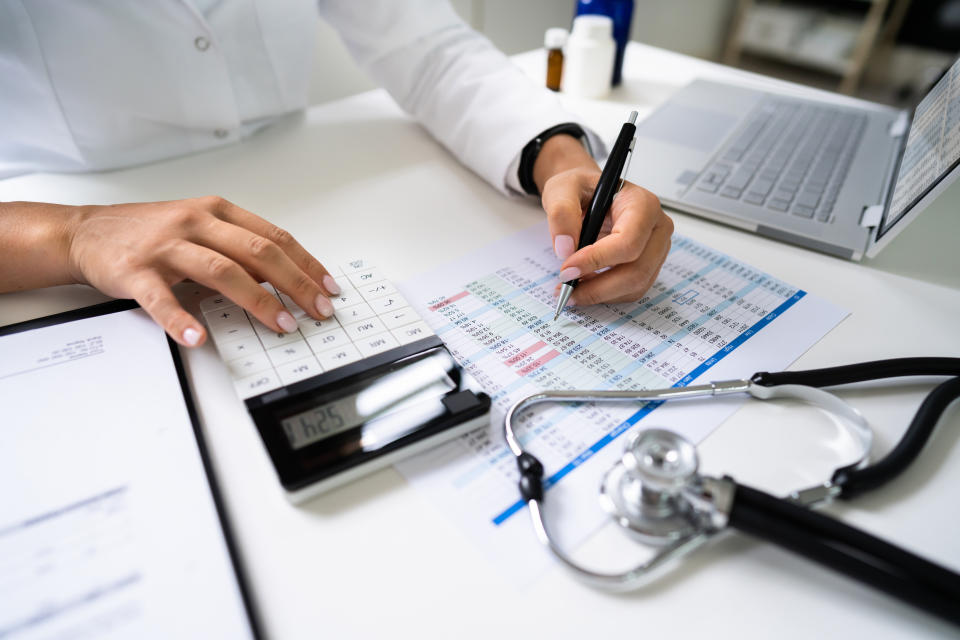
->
[[0, 0, 597, 193]]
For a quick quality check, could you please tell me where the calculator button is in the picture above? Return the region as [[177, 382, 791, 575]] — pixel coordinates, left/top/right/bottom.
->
[[234, 370, 282, 399], [316, 344, 362, 370], [306, 328, 350, 352], [298, 316, 341, 337], [216, 335, 262, 361], [392, 321, 434, 345], [228, 352, 272, 378], [205, 307, 248, 331], [347, 268, 385, 289], [259, 282, 279, 296], [356, 332, 400, 357], [267, 340, 312, 366], [369, 294, 408, 315], [210, 321, 255, 343], [331, 288, 362, 311], [256, 326, 304, 349], [335, 302, 375, 325], [278, 293, 309, 318], [200, 293, 238, 314], [357, 280, 398, 300], [340, 259, 373, 275], [343, 317, 387, 340], [277, 356, 324, 385], [380, 307, 420, 329]]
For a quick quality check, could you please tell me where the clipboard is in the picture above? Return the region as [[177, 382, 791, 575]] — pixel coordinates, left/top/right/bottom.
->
[[0, 299, 263, 639]]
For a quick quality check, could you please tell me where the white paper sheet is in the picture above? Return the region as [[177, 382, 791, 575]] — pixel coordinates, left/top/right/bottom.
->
[[396, 222, 847, 584], [0, 308, 254, 639]]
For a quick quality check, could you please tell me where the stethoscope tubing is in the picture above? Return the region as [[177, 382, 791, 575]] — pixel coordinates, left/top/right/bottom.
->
[[729, 482, 960, 625]]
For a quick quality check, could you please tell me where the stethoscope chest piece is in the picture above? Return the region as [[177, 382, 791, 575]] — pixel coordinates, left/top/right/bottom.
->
[[600, 428, 701, 545]]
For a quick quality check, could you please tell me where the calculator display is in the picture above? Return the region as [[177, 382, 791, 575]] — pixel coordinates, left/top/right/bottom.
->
[[280, 357, 456, 450]]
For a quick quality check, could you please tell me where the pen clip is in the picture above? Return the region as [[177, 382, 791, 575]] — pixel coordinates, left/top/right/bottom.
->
[[616, 136, 636, 195]]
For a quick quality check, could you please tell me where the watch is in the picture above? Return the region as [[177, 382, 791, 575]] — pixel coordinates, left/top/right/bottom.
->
[[518, 123, 591, 196]]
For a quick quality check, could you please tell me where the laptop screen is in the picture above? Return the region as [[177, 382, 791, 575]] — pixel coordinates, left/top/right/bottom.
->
[[880, 57, 960, 240]]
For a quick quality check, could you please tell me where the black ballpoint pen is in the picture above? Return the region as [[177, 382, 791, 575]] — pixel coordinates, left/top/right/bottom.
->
[[553, 110, 638, 321]]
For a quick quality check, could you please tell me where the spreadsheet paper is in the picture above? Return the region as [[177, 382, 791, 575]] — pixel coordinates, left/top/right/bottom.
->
[[396, 222, 847, 582]]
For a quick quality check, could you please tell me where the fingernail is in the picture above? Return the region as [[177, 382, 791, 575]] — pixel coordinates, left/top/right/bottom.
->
[[315, 294, 334, 318], [277, 311, 297, 333], [182, 327, 202, 346], [554, 235, 575, 260], [558, 267, 581, 282], [322, 274, 341, 296]]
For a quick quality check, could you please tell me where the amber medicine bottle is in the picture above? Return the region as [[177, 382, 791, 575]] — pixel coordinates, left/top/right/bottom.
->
[[544, 28, 568, 92]]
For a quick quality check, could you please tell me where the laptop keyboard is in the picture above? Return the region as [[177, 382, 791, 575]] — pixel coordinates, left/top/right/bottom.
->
[[694, 99, 867, 222]]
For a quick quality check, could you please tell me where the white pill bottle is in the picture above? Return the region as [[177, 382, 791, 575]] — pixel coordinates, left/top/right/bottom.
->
[[561, 14, 616, 98]]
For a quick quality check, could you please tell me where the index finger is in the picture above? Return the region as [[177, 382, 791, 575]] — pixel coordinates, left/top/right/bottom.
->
[[560, 184, 663, 275], [208, 197, 345, 296], [541, 170, 595, 261]]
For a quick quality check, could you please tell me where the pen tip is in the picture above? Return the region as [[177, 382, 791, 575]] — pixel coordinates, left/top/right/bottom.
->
[[552, 312, 560, 322]]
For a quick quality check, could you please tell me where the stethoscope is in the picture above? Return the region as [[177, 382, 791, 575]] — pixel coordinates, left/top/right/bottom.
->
[[504, 357, 960, 625]]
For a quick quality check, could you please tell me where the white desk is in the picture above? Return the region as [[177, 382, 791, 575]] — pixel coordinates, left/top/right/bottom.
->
[[2, 42, 959, 638]]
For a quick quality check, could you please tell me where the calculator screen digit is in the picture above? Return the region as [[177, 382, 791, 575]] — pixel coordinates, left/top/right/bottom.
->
[[281, 399, 360, 449]]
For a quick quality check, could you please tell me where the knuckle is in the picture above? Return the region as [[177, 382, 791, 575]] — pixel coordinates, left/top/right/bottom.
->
[[662, 212, 675, 233], [290, 272, 314, 295], [266, 225, 294, 247], [252, 289, 278, 313], [206, 255, 236, 279], [247, 235, 278, 260], [576, 288, 601, 306], [197, 195, 228, 211]]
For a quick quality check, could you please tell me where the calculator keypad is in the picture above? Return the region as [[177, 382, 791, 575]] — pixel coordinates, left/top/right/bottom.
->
[[200, 261, 434, 399]]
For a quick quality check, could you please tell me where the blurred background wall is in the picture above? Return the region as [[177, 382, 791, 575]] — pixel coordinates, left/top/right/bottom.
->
[[309, 0, 956, 108]]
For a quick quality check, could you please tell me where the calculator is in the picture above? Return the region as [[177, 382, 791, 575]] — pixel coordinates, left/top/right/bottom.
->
[[197, 259, 491, 502]]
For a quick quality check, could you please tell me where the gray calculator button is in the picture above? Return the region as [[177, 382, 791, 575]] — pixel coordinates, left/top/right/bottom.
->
[[316, 344, 362, 370], [358, 280, 397, 300], [392, 321, 433, 345], [278, 293, 309, 318], [277, 356, 323, 385], [216, 334, 262, 361], [229, 351, 272, 378], [234, 370, 281, 399], [381, 307, 420, 329], [343, 317, 387, 340], [267, 340, 312, 366], [335, 302, 376, 325], [298, 316, 340, 337], [356, 332, 399, 357], [306, 327, 349, 352]]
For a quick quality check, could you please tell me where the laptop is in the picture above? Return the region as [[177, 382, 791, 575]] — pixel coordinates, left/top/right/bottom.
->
[[626, 57, 960, 260]]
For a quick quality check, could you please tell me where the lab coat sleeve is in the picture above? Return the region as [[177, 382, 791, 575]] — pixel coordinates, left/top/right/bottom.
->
[[316, 0, 604, 195]]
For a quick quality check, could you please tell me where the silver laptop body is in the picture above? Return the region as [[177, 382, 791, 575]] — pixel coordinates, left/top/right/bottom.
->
[[626, 59, 960, 261]]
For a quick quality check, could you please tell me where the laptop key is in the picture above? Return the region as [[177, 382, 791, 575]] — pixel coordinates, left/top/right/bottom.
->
[[795, 190, 821, 208], [792, 205, 815, 218], [720, 186, 742, 198], [697, 182, 719, 193], [726, 170, 753, 190], [768, 199, 790, 212], [744, 193, 765, 205], [772, 189, 795, 202]]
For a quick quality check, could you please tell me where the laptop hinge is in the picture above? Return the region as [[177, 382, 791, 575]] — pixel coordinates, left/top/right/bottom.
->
[[889, 111, 909, 137], [860, 204, 884, 228]]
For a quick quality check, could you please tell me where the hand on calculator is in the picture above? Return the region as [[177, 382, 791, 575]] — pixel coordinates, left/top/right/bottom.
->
[[0, 196, 339, 347]]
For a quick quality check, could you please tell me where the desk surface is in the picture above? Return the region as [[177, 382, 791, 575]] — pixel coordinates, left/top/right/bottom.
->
[[2, 42, 959, 638]]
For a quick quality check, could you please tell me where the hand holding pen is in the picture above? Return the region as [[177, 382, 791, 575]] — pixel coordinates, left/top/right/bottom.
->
[[541, 112, 673, 320]]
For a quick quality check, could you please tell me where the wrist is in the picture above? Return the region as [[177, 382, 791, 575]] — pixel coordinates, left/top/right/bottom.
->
[[533, 134, 599, 193], [0, 201, 86, 291]]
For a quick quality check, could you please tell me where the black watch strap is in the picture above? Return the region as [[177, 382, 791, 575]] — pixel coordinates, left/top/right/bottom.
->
[[518, 123, 589, 196]]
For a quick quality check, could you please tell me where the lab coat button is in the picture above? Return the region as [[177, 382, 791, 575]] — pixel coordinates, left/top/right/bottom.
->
[[194, 36, 211, 51], [214, 128, 229, 139]]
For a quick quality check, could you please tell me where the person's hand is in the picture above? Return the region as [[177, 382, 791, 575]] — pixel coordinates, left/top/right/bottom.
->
[[0, 197, 340, 347], [533, 134, 673, 306]]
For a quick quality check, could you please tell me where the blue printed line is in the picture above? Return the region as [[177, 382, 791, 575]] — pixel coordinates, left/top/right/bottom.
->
[[491, 289, 807, 526]]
